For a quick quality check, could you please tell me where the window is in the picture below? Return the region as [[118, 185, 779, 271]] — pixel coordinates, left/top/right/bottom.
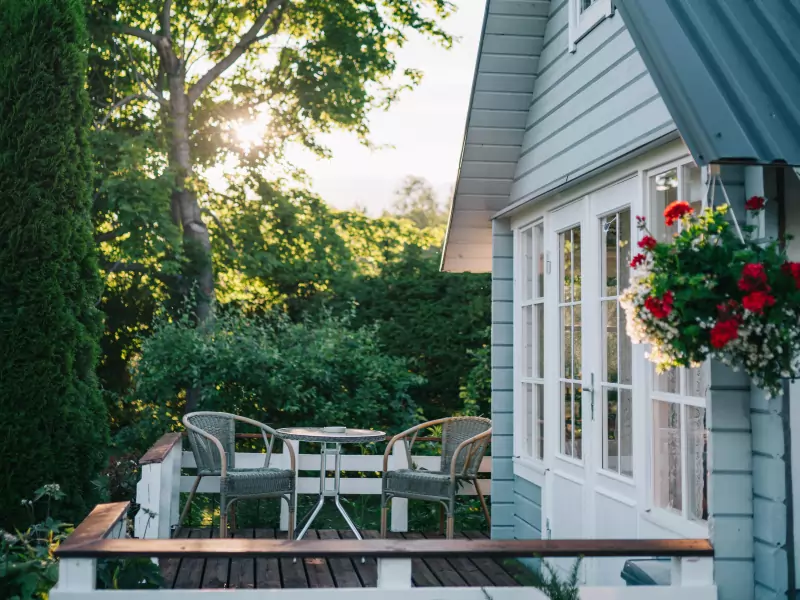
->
[[519, 223, 545, 461], [648, 163, 708, 522], [568, 0, 613, 52], [600, 209, 633, 477], [559, 225, 582, 459]]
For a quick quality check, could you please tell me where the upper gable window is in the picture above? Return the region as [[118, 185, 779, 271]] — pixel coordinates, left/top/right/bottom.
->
[[569, 0, 614, 52]]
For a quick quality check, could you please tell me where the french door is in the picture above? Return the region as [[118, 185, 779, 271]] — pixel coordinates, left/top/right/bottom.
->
[[544, 177, 637, 578]]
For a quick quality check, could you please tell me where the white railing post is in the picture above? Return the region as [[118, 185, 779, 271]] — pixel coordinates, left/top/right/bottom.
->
[[134, 436, 182, 540], [377, 558, 413, 588], [134, 461, 161, 539], [51, 558, 96, 596], [390, 443, 409, 532], [280, 439, 300, 532], [167, 440, 182, 534], [671, 556, 714, 586]]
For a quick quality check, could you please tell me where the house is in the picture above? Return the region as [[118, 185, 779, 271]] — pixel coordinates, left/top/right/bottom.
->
[[442, 1, 800, 599]]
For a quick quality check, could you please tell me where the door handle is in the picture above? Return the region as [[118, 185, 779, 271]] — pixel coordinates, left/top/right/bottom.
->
[[584, 373, 595, 421]]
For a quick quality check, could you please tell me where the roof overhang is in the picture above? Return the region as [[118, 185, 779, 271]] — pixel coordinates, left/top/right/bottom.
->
[[441, 0, 550, 272], [615, 0, 800, 167]]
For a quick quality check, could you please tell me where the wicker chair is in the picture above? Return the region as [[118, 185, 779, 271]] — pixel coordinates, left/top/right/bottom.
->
[[180, 412, 296, 539], [380, 416, 492, 539]]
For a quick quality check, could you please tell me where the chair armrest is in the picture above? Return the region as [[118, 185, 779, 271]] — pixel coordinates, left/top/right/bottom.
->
[[382, 417, 452, 473], [230, 415, 294, 472], [449, 428, 492, 482]]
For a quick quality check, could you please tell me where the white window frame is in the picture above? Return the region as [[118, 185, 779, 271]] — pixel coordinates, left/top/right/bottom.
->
[[568, 0, 614, 52], [642, 160, 710, 538], [514, 221, 546, 467]]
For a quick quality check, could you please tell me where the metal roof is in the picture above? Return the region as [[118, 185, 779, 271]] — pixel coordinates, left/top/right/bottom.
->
[[615, 0, 800, 167]]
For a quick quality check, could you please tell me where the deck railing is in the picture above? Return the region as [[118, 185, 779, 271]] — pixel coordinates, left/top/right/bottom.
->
[[52, 501, 716, 599], [133, 432, 492, 540]]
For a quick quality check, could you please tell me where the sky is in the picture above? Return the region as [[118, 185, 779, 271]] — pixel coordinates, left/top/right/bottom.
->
[[286, 1, 486, 215]]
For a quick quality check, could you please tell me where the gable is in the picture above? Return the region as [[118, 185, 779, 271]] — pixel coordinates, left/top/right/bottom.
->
[[443, 0, 677, 273], [442, 0, 550, 273], [616, 0, 800, 167]]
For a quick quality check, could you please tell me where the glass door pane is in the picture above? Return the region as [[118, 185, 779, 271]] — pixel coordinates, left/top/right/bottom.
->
[[559, 225, 582, 459]]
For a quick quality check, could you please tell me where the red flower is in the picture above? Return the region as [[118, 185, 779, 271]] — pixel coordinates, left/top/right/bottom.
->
[[742, 291, 776, 314], [644, 291, 674, 319], [738, 263, 769, 292], [636, 215, 647, 228], [630, 253, 646, 268], [717, 300, 739, 319], [638, 236, 658, 251], [782, 262, 800, 289], [710, 319, 739, 349], [745, 195, 766, 211], [664, 201, 694, 226]]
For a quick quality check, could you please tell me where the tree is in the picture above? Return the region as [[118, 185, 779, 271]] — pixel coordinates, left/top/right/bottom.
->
[[387, 175, 448, 230], [96, 0, 454, 322], [0, 0, 109, 523]]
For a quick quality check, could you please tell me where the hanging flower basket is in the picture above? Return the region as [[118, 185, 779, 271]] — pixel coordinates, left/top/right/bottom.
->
[[620, 197, 800, 397]]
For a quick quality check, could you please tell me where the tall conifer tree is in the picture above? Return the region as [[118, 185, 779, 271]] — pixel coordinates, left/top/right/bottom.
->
[[0, 0, 109, 523]]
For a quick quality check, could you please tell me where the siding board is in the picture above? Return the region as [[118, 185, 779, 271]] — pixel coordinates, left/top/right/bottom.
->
[[489, 0, 551, 17], [513, 476, 542, 540], [482, 34, 545, 57], [479, 54, 540, 76], [476, 73, 537, 93], [485, 14, 549, 37]]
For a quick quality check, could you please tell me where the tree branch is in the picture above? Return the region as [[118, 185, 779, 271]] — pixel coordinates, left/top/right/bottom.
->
[[202, 208, 235, 250], [188, 0, 287, 104], [125, 45, 168, 106], [161, 0, 173, 38], [101, 260, 177, 284], [115, 24, 161, 47], [95, 228, 128, 243], [95, 94, 148, 128]]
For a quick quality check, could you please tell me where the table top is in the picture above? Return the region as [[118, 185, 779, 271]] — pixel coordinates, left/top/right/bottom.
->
[[276, 427, 386, 444]]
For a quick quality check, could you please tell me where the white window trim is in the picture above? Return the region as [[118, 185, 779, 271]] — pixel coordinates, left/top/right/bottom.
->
[[644, 159, 711, 536], [513, 220, 546, 466], [568, 0, 614, 52]]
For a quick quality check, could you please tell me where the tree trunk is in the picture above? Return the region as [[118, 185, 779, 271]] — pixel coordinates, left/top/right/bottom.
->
[[157, 38, 213, 416], [159, 38, 214, 324]]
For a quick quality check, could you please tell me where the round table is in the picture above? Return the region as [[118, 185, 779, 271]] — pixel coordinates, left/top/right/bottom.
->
[[277, 427, 386, 540]]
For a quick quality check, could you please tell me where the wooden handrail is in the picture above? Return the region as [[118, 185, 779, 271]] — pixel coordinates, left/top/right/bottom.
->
[[139, 433, 183, 465], [56, 503, 712, 560], [56, 536, 712, 559], [59, 502, 130, 551]]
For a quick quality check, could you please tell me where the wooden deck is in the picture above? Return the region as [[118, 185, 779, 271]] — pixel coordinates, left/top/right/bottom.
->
[[161, 529, 527, 589]]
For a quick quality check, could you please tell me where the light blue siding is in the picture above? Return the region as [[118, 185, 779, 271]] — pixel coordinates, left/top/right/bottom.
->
[[509, 1, 675, 204], [513, 476, 542, 541], [491, 219, 515, 540], [708, 361, 755, 600], [748, 176, 790, 599]]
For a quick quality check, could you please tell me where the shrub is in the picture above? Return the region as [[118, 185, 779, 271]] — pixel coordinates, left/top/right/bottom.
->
[[128, 309, 423, 441], [0, 0, 109, 524]]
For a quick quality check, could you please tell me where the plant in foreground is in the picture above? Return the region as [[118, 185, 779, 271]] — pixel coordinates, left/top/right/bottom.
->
[[530, 557, 581, 600]]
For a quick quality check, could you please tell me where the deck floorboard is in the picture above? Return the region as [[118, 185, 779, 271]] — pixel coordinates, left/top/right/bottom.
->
[[167, 528, 518, 589]]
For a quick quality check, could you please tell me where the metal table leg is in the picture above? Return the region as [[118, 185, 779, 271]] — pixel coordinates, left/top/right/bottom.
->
[[295, 442, 362, 540]]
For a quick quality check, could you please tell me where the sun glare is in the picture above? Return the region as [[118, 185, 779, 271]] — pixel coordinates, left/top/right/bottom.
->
[[233, 114, 269, 150]]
